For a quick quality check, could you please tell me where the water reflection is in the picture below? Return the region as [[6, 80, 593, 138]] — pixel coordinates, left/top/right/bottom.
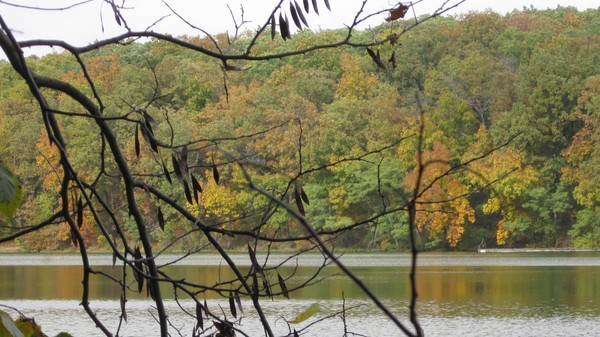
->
[[1, 252, 600, 336]]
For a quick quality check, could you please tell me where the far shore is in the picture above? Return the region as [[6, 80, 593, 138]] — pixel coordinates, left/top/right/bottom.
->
[[478, 248, 600, 253]]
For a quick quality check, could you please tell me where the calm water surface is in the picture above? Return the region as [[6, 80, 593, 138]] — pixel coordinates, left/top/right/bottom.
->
[[1, 252, 599, 336]]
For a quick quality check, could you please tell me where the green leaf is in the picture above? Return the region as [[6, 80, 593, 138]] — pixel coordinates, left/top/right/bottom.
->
[[289, 303, 320, 324], [14, 317, 43, 337], [0, 310, 25, 337], [0, 165, 22, 219]]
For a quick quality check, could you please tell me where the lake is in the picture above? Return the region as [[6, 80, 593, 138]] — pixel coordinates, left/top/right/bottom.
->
[[1, 252, 599, 336]]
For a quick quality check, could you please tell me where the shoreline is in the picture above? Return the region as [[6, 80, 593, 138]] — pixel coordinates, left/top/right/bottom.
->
[[478, 248, 600, 253]]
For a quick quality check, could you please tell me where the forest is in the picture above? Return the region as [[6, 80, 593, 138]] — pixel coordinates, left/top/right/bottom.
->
[[1, 6, 599, 252]]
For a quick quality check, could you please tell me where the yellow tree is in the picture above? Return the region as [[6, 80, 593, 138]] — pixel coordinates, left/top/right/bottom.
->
[[465, 127, 539, 245], [404, 142, 475, 247]]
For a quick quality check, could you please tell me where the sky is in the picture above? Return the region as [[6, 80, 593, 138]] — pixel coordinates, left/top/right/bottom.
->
[[0, 0, 599, 57]]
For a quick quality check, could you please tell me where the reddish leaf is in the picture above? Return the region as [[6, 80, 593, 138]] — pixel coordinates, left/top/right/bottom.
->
[[385, 4, 409, 22]]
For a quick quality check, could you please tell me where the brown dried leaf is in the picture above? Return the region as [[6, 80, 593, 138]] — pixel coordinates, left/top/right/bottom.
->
[[388, 51, 397, 69], [366, 47, 387, 70], [385, 4, 409, 22]]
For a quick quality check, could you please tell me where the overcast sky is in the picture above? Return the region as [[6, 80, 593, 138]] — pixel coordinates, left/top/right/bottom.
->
[[1, 0, 599, 57]]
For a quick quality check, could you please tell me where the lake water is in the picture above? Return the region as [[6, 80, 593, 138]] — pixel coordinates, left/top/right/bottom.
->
[[1, 252, 599, 336]]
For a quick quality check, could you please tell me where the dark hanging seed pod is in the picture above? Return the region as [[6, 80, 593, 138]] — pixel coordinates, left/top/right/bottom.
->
[[212, 162, 220, 185], [294, 189, 305, 216], [172, 154, 182, 180], [290, 2, 302, 29], [183, 179, 193, 204], [191, 175, 202, 204], [279, 13, 290, 40], [76, 197, 83, 229], [234, 292, 243, 315], [229, 292, 237, 318], [278, 273, 289, 299], [295, 1, 309, 27], [312, 0, 319, 15], [157, 205, 165, 231], [134, 124, 140, 158], [162, 161, 172, 185], [270, 14, 276, 40], [299, 186, 310, 205]]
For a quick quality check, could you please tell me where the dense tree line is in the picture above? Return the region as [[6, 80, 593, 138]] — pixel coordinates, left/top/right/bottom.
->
[[1, 6, 599, 252]]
